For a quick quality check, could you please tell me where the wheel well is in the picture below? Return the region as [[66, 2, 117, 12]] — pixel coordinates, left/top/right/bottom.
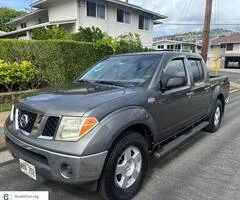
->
[[217, 94, 225, 109], [110, 124, 154, 153]]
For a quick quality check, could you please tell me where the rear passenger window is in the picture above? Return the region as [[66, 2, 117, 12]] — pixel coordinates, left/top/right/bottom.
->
[[187, 59, 205, 83], [161, 59, 187, 88]]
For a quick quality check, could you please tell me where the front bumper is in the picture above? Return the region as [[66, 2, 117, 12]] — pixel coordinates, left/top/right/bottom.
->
[[5, 127, 108, 184]]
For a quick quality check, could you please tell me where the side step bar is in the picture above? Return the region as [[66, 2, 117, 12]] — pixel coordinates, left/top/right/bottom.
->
[[154, 121, 209, 159]]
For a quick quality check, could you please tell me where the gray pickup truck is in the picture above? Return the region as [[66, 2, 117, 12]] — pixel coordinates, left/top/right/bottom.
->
[[4, 52, 229, 200]]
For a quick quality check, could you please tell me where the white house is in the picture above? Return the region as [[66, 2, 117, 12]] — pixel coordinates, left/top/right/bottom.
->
[[0, 0, 167, 47], [152, 39, 202, 54], [208, 34, 240, 68]]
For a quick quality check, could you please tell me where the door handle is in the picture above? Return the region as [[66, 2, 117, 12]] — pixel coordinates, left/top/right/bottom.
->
[[186, 92, 194, 97]]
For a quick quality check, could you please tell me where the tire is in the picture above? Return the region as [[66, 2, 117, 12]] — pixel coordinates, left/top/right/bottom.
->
[[204, 100, 224, 133], [99, 132, 148, 200]]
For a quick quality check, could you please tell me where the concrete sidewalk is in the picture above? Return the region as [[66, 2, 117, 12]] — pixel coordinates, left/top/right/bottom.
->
[[0, 112, 8, 149], [0, 112, 8, 128]]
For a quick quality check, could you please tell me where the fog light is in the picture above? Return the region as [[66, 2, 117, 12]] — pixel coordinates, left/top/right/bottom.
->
[[60, 163, 73, 179]]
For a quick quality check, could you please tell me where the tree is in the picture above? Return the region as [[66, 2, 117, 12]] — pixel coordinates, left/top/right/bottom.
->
[[31, 26, 69, 40], [115, 33, 143, 54], [71, 26, 106, 42], [0, 7, 25, 32]]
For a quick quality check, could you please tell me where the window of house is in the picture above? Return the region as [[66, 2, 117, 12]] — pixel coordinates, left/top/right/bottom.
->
[[87, 1, 105, 19], [157, 45, 164, 49], [117, 9, 131, 24], [161, 59, 187, 89], [21, 23, 27, 29], [226, 43, 233, 51], [220, 44, 226, 49], [176, 44, 181, 50], [187, 59, 205, 83], [139, 15, 150, 30]]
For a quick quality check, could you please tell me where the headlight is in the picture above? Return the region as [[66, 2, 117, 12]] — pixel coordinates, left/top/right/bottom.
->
[[55, 117, 99, 141]]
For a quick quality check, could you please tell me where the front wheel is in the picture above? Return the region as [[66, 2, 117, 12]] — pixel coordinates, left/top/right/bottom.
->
[[204, 100, 224, 133], [99, 132, 148, 200]]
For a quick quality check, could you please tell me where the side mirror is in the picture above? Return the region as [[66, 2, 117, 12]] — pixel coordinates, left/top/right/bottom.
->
[[165, 77, 186, 89]]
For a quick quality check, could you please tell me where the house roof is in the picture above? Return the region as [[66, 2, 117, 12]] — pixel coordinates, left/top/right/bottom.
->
[[0, 20, 76, 37], [0, 31, 6, 36], [31, 0, 167, 20], [7, 9, 48, 24], [0, 22, 50, 37], [211, 34, 240, 45]]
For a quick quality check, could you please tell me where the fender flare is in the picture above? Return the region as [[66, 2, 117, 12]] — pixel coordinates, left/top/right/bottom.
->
[[82, 106, 157, 155]]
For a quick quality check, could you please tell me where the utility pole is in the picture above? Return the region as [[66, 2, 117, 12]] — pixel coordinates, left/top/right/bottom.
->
[[201, 0, 213, 62]]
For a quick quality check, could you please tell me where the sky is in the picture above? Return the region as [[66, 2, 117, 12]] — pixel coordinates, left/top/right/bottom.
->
[[1, 0, 240, 36]]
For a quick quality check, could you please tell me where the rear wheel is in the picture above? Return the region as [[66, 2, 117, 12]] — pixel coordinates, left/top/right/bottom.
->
[[99, 132, 148, 200], [204, 100, 224, 133]]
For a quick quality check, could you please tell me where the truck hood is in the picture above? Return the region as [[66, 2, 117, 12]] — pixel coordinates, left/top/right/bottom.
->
[[17, 82, 125, 116]]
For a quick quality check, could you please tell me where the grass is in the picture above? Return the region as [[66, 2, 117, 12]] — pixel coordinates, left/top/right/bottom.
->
[[0, 102, 12, 112]]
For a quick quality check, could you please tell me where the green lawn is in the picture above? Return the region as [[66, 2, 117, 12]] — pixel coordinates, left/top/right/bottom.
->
[[0, 102, 12, 112]]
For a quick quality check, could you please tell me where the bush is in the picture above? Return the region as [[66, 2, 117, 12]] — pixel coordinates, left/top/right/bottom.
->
[[115, 33, 143, 54], [0, 60, 39, 92], [71, 26, 106, 42], [0, 39, 114, 86], [32, 26, 69, 40]]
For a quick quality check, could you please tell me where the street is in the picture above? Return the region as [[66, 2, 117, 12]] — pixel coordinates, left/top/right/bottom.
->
[[0, 91, 239, 200]]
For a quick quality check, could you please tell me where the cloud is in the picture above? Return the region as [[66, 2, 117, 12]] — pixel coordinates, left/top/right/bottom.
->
[[130, 0, 240, 36]]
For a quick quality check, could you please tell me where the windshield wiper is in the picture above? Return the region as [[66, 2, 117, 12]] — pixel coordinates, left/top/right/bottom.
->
[[77, 79, 95, 84], [94, 80, 127, 88]]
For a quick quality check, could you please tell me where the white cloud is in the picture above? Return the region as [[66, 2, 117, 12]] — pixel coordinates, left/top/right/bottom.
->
[[130, 0, 240, 36]]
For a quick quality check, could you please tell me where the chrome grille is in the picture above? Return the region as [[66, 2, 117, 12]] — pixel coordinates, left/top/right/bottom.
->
[[13, 107, 60, 139], [17, 109, 37, 133], [42, 116, 60, 137]]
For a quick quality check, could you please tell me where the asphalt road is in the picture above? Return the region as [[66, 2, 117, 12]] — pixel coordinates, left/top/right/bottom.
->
[[1, 92, 240, 200]]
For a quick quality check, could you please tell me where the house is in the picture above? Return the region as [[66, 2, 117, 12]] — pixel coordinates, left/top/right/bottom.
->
[[0, 31, 6, 36], [152, 39, 202, 54], [208, 34, 240, 68], [0, 0, 167, 47]]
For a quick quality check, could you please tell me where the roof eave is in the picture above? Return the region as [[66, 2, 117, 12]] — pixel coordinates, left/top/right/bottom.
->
[[6, 9, 47, 25], [30, 0, 48, 8]]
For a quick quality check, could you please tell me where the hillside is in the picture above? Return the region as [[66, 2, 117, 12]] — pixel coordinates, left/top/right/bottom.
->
[[154, 29, 239, 44]]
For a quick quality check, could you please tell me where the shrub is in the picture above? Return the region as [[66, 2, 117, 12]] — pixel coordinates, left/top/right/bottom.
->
[[115, 33, 143, 54], [32, 26, 70, 40], [0, 60, 40, 92], [0, 40, 114, 86], [71, 26, 106, 42]]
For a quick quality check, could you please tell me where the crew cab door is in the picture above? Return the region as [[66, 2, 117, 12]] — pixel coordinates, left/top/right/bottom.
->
[[151, 57, 195, 141], [185, 58, 211, 121]]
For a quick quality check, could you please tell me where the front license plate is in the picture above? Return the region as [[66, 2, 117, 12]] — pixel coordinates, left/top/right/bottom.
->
[[19, 159, 37, 180]]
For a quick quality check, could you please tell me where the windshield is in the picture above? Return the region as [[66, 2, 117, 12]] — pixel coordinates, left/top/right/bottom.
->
[[80, 54, 162, 87]]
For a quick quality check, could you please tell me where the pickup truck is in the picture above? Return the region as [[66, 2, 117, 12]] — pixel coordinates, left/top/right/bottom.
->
[[4, 52, 229, 200]]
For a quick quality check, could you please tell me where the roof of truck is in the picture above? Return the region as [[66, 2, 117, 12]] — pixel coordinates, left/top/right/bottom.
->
[[115, 51, 203, 59]]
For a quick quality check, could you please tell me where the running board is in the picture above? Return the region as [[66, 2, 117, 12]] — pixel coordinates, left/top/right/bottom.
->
[[154, 121, 209, 159]]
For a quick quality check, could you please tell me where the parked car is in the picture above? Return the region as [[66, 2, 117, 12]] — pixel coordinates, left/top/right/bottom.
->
[[4, 52, 229, 200]]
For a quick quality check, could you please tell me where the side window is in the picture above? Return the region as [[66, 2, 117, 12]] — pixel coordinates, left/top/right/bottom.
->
[[161, 59, 187, 89], [187, 59, 205, 83]]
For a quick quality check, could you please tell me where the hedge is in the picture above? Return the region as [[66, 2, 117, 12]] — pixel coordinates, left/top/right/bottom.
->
[[0, 39, 114, 85]]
